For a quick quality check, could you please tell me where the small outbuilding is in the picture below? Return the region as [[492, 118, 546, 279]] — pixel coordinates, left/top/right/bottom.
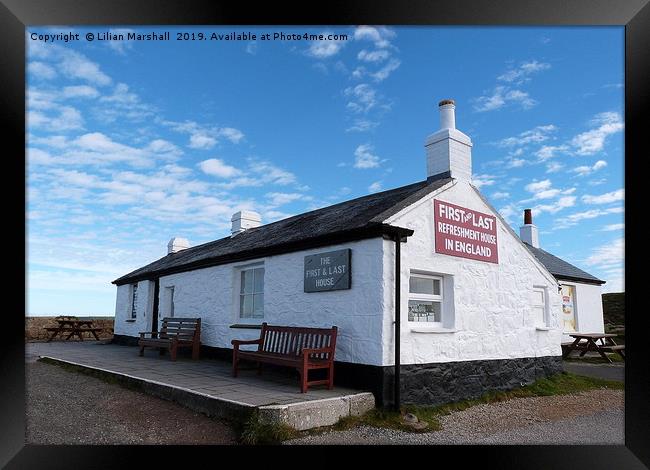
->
[[113, 100, 574, 406], [518, 211, 606, 342]]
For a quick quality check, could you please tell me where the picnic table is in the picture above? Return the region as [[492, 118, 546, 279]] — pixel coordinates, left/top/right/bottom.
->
[[45, 316, 102, 342], [562, 333, 625, 363]]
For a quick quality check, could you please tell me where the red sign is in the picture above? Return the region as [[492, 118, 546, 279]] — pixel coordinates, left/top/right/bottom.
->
[[434, 199, 498, 264]]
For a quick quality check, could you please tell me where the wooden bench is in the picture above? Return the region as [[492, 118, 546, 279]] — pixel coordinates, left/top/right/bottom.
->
[[231, 323, 338, 393], [138, 317, 201, 361]]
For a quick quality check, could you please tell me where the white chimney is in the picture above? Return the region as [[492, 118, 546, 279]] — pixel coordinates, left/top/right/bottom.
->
[[231, 210, 261, 236], [519, 209, 540, 248], [167, 237, 190, 254], [425, 99, 473, 182]]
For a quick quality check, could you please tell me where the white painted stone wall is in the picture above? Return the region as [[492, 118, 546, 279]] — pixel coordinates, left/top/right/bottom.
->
[[115, 238, 387, 366], [560, 281, 604, 341], [113, 280, 155, 337], [113, 180, 566, 367], [381, 180, 563, 365]]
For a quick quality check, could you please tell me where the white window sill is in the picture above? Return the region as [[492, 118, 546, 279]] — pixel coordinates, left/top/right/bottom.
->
[[535, 326, 552, 331], [409, 326, 457, 334]]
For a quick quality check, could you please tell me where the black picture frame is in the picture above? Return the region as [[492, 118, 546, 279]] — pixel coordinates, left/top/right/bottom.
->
[[3, 0, 647, 466]]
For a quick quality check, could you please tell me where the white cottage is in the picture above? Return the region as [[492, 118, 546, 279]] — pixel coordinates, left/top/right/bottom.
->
[[518, 210, 606, 342], [113, 100, 567, 406]]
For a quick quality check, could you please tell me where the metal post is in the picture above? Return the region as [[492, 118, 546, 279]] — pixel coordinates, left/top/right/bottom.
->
[[394, 235, 401, 412]]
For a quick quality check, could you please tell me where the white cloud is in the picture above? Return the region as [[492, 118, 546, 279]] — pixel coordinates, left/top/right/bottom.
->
[[190, 133, 217, 149], [601, 223, 624, 232], [475, 86, 537, 112], [525, 179, 552, 193], [346, 119, 379, 133], [353, 144, 381, 169], [497, 125, 557, 148], [215, 159, 299, 190], [106, 28, 136, 54], [306, 31, 346, 58], [535, 144, 568, 161], [546, 161, 564, 173], [358, 49, 389, 63], [265, 192, 306, 207], [97, 83, 155, 122], [371, 58, 401, 82], [28, 106, 84, 132], [58, 48, 112, 86], [353, 26, 396, 48], [246, 41, 257, 55], [572, 160, 607, 176], [530, 196, 576, 215], [553, 206, 624, 229], [582, 188, 624, 204], [368, 181, 383, 193], [62, 85, 99, 99], [472, 174, 497, 189], [344, 84, 378, 114], [585, 237, 624, 270], [27, 147, 55, 165], [498, 60, 551, 83], [571, 112, 623, 155], [165, 120, 245, 149], [199, 158, 241, 178], [35, 132, 181, 168], [491, 191, 510, 200], [28, 61, 57, 79]]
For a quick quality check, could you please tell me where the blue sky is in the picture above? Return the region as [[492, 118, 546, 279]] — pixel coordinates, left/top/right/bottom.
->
[[26, 26, 624, 316]]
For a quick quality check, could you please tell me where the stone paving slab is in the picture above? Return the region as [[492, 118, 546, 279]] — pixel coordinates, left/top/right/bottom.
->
[[26, 341, 375, 430]]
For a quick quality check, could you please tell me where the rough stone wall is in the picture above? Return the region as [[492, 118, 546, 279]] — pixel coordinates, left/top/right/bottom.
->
[[394, 356, 563, 406]]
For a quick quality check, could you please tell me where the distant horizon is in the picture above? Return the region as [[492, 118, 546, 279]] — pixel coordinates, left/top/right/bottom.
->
[[27, 26, 624, 316]]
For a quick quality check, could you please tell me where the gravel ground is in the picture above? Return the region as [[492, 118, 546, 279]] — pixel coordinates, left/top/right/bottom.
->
[[26, 361, 238, 445], [285, 389, 624, 445]]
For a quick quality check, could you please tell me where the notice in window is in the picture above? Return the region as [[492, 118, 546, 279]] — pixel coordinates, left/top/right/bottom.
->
[[434, 199, 498, 264], [304, 249, 351, 292]]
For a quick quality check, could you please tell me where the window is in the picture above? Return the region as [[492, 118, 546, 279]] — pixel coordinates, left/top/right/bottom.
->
[[560, 284, 577, 331], [239, 266, 264, 319], [130, 283, 138, 319], [166, 286, 175, 318], [532, 286, 548, 327], [408, 274, 443, 324]]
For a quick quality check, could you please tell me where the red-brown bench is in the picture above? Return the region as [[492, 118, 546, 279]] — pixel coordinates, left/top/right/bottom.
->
[[138, 317, 201, 361], [231, 323, 338, 393]]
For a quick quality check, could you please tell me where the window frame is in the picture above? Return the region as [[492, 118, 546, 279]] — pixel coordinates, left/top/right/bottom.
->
[[130, 282, 138, 319], [532, 285, 550, 328], [407, 273, 444, 326], [236, 264, 265, 322]]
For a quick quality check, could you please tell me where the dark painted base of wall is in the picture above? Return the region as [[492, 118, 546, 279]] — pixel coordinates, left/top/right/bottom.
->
[[112, 335, 562, 407]]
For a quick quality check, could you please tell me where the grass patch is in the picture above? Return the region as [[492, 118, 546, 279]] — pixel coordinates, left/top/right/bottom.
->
[[238, 411, 299, 445], [329, 372, 623, 434], [565, 353, 624, 364]]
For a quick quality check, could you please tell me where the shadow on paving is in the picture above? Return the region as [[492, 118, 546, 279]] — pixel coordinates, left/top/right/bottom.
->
[[563, 361, 624, 382]]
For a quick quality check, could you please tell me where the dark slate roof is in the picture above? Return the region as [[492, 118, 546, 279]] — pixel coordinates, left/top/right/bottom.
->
[[523, 242, 605, 285], [113, 175, 453, 285]]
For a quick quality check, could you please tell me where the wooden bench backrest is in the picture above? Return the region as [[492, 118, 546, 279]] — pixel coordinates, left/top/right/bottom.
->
[[259, 323, 337, 358], [159, 317, 201, 342]]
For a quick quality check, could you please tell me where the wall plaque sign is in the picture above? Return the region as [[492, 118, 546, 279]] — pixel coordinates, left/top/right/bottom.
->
[[304, 249, 351, 292], [434, 199, 499, 264]]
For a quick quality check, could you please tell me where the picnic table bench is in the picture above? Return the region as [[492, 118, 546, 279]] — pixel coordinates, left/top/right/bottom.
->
[[138, 317, 201, 361], [45, 316, 103, 342], [562, 333, 625, 363], [232, 323, 338, 393]]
